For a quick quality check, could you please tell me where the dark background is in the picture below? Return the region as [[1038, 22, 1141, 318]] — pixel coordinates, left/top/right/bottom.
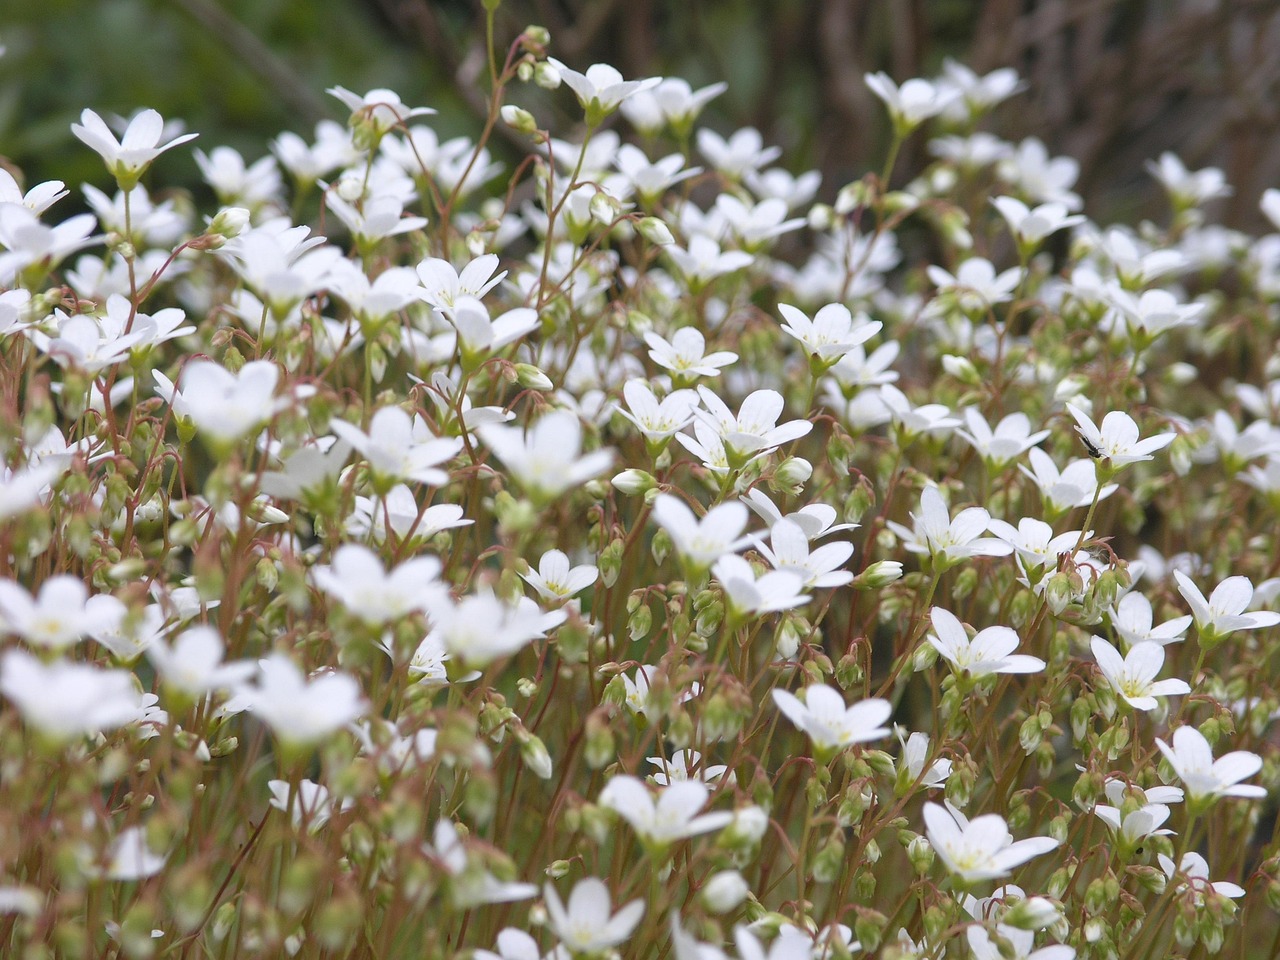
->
[[4, 0, 1280, 228]]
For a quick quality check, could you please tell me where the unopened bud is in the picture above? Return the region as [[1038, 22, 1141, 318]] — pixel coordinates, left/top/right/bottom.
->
[[637, 217, 675, 245], [501, 105, 538, 134], [702, 871, 749, 913]]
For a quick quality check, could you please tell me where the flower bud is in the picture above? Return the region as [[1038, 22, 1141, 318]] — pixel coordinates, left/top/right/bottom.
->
[[612, 468, 657, 496], [513, 363, 553, 391], [856, 560, 903, 590], [907, 834, 934, 875], [637, 217, 675, 245], [702, 871, 750, 913], [533, 61, 561, 89], [773, 457, 812, 492], [517, 731, 553, 779], [500, 105, 538, 134], [941, 354, 980, 385]]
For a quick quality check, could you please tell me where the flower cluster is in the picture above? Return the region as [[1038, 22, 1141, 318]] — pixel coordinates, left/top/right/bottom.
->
[[0, 30, 1277, 960]]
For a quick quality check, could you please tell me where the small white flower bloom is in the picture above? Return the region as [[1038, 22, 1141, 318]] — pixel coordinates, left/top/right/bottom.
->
[[771, 683, 892, 754], [712, 554, 810, 617], [645, 326, 738, 383], [1066, 404, 1176, 470], [885, 486, 1012, 569], [864, 72, 959, 131], [327, 86, 435, 133], [991, 196, 1085, 247], [477, 410, 614, 503], [1019, 448, 1118, 517], [71, 108, 197, 186], [147, 626, 255, 698], [422, 589, 565, 668], [1158, 852, 1246, 901], [105, 825, 167, 881], [958, 410, 1050, 470], [427, 820, 538, 908], [754, 518, 853, 589], [330, 407, 463, 488], [521, 549, 598, 604], [546, 59, 660, 120], [543, 877, 644, 955], [967, 925, 1075, 960], [1156, 726, 1266, 807], [0, 575, 118, 650], [1091, 638, 1189, 711], [1110, 591, 1193, 647], [777, 302, 881, 365], [926, 607, 1044, 677], [241, 655, 365, 747], [153, 360, 289, 447], [0, 650, 143, 741], [268, 779, 352, 833], [923, 801, 1058, 883], [1174, 570, 1280, 644], [312, 544, 443, 625], [652, 494, 753, 571], [600, 775, 733, 846]]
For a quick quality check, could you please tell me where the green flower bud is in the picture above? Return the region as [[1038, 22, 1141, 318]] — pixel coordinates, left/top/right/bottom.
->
[[637, 216, 675, 245], [500, 105, 538, 134]]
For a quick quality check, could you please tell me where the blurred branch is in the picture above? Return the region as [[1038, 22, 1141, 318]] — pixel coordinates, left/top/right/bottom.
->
[[169, 0, 329, 125]]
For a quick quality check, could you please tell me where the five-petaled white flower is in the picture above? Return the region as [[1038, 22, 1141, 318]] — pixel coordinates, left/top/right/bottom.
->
[[926, 607, 1044, 678], [712, 554, 810, 618], [644, 327, 738, 380], [777, 302, 882, 368], [923, 801, 1058, 883], [1066, 404, 1176, 472], [652, 494, 752, 572], [520, 549, 598, 604], [1158, 852, 1246, 902], [1110, 591, 1193, 647], [241, 654, 365, 747], [546, 60, 660, 122], [1155, 726, 1267, 808], [543, 877, 645, 955], [311, 544, 444, 625], [1173, 570, 1280, 646], [71, 108, 197, 187], [886, 485, 1012, 571], [1090, 637, 1189, 712], [477, 410, 614, 504], [771, 683, 892, 756], [599, 775, 733, 848]]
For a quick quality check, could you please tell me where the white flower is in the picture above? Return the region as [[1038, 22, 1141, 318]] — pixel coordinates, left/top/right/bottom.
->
[[546, 60, 660, 120], [926, 607, 1044, 677], [1092, 799, 1173, 849], [754, 518, 853, 589], [923, 801, 1058, 883], [1155, 726, 1266, 807], [864, 72, 959, 131], [645, 327, 738, 379], [477, 410, 613, 504], [327, 86, 434, 134], [696, 127, 781, 179], [777, 302, 881, 365], [439, 295, 539, 361], [879, 384, 963, 441], [241, 655, 365, 747], [521, 549, 598, 604], [599, 775, 733, 847], [665, 235, 755, 288], [991, 196, 1085, 247], [771, 683, 892, 755], [897, 729, 952, 790], [146, 626, 255, 697], [0, 575, 118, 650], [329, 406, 463, 488], [928, 258, 1022, 312], [0, 650, 143, 741], [1019, 448, 1117, 517], [1173, 570, 1280, 644], [416, 254, 506, 310], [619, 77, 727, 134], [312, 544, 443, 624], [422, 588, 565, 668], [616, 380, 699, 444], [1091, 638, 1189, 711], [646, 750, 731, 787], [885, 485, 1012, 570], [967, 925, 1074, 960], [651, 494, 752, 571], [621, 665, 701, 719], [1110, 591, 1192, 647], [71, 108, 197, 186], [1147, 153, 1231, 208], [153, 360, 288, 446], [1066, 404, 1176, 470], [268, 779, 352, 833], [0, 207, 99, 286], [1158, 852, 1245, 901], [987, 517, 1085, 588], [427, 821, 538, 909], [958, 410, 1049, 470], [105, 826, 167, 881], [712, 554, 810, 617], [691, 386, 812, 464], [543, 877, 644, 955], [701, 871, 749, 914]]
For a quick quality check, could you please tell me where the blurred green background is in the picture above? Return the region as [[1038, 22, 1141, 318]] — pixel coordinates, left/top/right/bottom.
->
[[3, 0, 1279, 227]]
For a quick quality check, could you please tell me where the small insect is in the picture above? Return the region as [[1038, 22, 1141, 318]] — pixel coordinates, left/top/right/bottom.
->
[[1080, 434, 1104, 459]]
